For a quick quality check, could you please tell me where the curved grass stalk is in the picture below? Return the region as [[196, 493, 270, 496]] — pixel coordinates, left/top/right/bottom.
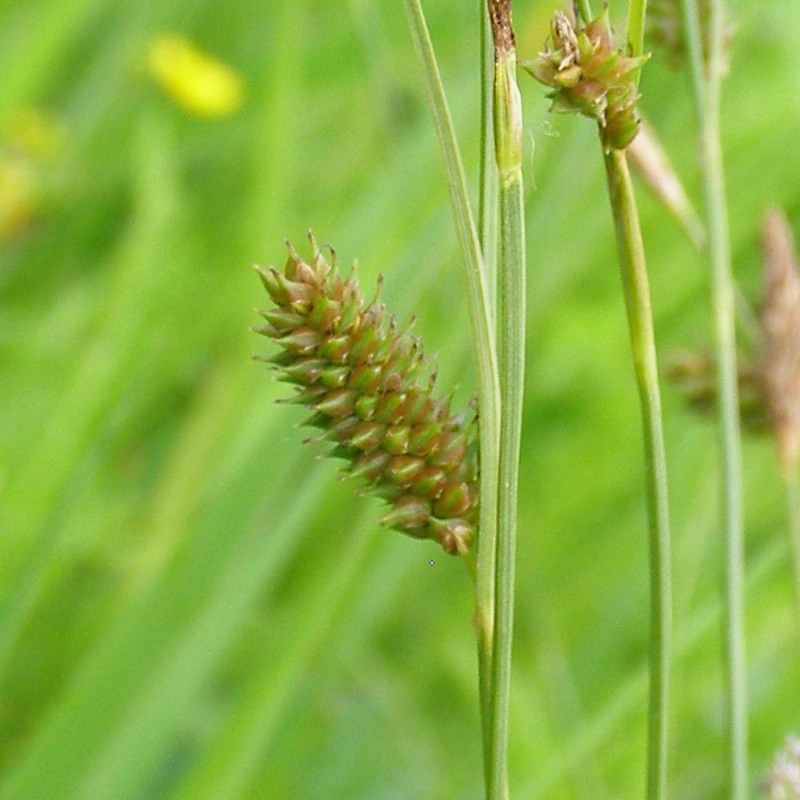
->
[[624, 10, 672, 799], [602, 148, 672, 800]]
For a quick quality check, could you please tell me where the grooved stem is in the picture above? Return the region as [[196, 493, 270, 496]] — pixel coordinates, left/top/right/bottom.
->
[[488, 5, 525, 794], [679, 1, 749, 795], [403, 1, 502, 792], [603, 148, 672, 800]]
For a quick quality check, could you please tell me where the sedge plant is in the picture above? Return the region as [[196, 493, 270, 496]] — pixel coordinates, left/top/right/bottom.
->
[[256, 1, 526, 797], [3, 2, 800, 800], [256, 2, 676, 798], [677, 0, 749, 794]]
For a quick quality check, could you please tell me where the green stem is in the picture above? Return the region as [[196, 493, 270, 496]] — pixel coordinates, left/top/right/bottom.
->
[[487, 2, 525, 795], [492, 167, 524, 800], [602, 148, 672, 800], [403, 1, 502, 790], [679, 0, 707, 121], [478, 0, 500, 786], [680, 2, 749, 796], [480, 2, 499, 314], [626, 0, 648, 63], [575, 0, 594, 25]]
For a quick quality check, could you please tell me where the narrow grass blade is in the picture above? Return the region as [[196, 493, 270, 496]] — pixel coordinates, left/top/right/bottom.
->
[[679, 1, 749, 795], [403, 0, 502, 788], [487, 3, 526, 796]]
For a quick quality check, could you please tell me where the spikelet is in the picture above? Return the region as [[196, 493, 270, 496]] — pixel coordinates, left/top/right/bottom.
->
[[761, 208, 800, 475], [762, 735, 800, 799], [522, 8, 648, 151], [253, 233, 477, 556]]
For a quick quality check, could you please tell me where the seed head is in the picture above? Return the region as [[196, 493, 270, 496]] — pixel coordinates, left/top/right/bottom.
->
[[523, 8, 648, 151], [254, 233, 478, 556], [761, 208, 800, 475], [763, 735, 800, 799]]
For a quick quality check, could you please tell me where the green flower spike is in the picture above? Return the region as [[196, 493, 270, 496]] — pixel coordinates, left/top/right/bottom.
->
[[253, 233, 478, 556], [523, 7, 649, 151]]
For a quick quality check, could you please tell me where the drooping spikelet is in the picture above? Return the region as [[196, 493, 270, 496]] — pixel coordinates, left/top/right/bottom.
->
[[253, 234, 478, 556]]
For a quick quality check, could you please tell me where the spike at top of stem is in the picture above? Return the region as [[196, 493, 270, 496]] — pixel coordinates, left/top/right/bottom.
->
[[523, 8, 649, 151]]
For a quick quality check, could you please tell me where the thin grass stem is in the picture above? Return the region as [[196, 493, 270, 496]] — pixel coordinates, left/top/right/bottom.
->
[[679, 2, 749, 796], [602, 148, 672, 800], [478, 0, 500, 786], [521, 533, 784, 799], [403, 1, 502, 790], [492, 168, 524, 800], [487, 2, 526, 796], [480, 2, 499, 314], [575, 0, 594, 25], [625, 0, 648, 65]]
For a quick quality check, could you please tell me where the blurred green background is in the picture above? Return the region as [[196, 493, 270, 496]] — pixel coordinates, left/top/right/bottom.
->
[[1, 0, 799, 798]]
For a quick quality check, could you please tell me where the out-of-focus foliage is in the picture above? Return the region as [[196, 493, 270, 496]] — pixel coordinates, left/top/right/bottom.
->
[[0, 1, 798, 798]]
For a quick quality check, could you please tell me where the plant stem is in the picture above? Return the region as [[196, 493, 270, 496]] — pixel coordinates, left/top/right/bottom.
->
[[575, 0, 594, 26], [680, 2, 749, 796], [487, 2, 525, 798], [493, 151, 524, 800], [679, 0, 706, 122], [402, 1, 502, 790], [480, 2, 499, 314], [478, 0, 500, 787], [602, 148, 672, 800], [626, 0, 648, 65]]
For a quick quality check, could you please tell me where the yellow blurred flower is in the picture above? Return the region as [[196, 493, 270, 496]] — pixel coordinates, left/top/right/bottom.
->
[[147, 34, 244, 118], [6, 107, 64, 157], [0, 108, 64, 239], [0, 158, 36, 239]]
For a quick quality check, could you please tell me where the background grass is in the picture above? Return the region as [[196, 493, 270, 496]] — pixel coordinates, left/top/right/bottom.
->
[[1, 0, 799, 798]]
